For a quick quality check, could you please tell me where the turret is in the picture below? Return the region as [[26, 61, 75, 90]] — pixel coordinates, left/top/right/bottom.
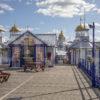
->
[[58, 30, 66, 51], [58, 30, 65, 42], [75, 24, 89, 41]]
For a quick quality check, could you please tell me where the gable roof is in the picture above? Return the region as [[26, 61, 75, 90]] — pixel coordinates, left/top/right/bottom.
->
[[36, 33, 57, 46], [9, 31, 47, 45], [69, 39, 92, 49]]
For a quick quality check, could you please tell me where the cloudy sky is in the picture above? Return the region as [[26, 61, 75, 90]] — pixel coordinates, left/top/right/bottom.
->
[[0, 0, 100, 42]]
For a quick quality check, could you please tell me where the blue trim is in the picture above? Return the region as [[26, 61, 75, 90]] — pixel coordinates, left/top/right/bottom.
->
[[85, 49, 87, 68], [99, 49, 100, 76], [91, 22, 96, 87]]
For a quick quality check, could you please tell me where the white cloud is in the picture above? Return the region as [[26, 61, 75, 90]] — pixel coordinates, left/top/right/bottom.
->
[[35, 0, 99, 18], [93, 8, 100, 14], [0, 3, 14, 14]]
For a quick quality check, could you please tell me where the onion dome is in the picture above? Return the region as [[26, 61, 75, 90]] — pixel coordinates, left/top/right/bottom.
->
[[10, 24, 20, 33], [75, 24, 89, 32], [58, 30, 65, 41]]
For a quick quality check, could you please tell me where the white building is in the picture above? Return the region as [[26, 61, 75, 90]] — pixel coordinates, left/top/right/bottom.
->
[[0, 24, 57, 67], [56, 31, 67, 64], [69, 23, 100, 82], [69, 23, 91, 65]]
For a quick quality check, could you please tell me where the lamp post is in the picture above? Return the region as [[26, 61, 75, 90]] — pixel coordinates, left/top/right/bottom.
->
[[89, 22, 96, 87]]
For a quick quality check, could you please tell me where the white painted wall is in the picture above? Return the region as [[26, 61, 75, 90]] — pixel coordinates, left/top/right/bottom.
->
[[71, 50, 74, 64], [80, 49, 85, 59]]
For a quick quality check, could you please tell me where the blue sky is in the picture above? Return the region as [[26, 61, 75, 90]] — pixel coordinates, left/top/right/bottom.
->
[[0, 0, 100, 42]]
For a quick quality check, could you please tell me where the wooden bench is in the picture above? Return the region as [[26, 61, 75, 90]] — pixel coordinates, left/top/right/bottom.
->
[[0, 70, 10, 83]]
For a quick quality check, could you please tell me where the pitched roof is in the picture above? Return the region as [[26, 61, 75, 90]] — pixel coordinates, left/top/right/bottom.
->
[[36, 33, 57, 46], [9, 31, 47, 45], [69, 39, 92, 49]]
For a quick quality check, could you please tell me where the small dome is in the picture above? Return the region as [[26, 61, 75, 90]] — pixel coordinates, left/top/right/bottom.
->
[[75, 24, 89, 32], [10, 24, 20, 33], [58, 30, 65, 40], [0, 28, 5, 32]]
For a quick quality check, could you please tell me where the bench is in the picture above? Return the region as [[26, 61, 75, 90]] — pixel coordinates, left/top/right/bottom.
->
[[0, 70, 10, 83]]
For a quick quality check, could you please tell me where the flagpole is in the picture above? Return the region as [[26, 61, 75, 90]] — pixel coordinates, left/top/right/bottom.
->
[[92, 22, 96, 87]]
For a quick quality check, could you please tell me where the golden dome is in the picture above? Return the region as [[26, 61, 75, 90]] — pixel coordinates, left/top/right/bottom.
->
[[58, 30, 65, 40], [0, 28, 5, 32], [75, 24, 89, 32], [10, 24, 20, 33]]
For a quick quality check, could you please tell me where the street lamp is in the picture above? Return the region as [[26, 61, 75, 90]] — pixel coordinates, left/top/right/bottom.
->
[[89, 22, 96, 87]]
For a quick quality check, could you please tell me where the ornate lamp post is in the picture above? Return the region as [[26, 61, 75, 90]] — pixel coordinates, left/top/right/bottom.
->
[[89, 22, 96, 87]]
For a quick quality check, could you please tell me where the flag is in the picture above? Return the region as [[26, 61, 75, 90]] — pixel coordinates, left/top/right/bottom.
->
[[88, 24, 95, 28]]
